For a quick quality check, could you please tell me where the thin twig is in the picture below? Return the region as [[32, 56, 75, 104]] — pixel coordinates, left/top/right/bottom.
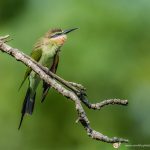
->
[[0, 35, 10, 40], [89, 99, 128, 110], [0, 35, 129, 144], [0, 35, 13, 43]]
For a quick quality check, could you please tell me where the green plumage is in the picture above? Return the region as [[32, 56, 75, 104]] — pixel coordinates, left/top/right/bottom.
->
[[18, 27, 77, 129], [19, 48, 42, 90], [18, 29, 62, 129]]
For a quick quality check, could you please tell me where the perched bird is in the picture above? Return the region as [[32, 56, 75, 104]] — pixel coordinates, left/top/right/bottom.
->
[[18, 28, 78, 129]]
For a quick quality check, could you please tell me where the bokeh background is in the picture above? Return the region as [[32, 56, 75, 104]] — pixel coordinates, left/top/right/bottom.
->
[[0, 0, 150, 149]]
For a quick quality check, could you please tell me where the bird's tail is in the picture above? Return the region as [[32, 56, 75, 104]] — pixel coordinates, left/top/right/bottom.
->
[[18, 88, 36, 129]]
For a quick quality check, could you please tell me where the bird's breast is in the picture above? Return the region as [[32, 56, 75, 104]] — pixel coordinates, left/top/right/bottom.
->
[[51, 35, 67, 45], [40, 44, 59, 67]]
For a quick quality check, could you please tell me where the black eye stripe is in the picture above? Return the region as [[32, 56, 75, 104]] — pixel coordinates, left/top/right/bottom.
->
[[56, 33, 62, 36], [51, 32, 62, 38]]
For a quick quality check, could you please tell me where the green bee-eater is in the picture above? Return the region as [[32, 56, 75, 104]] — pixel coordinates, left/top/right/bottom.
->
[[18, 28, 78, 129]]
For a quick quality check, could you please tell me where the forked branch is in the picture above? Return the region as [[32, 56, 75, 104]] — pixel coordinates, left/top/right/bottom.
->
[[0, 35, 128, 145]]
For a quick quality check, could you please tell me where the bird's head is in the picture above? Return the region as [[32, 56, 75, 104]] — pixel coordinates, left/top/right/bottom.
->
[[46, 28, 78, 46]]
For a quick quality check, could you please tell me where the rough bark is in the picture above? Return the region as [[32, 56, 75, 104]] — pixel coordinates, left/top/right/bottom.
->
[[0, 35, 128, 145]]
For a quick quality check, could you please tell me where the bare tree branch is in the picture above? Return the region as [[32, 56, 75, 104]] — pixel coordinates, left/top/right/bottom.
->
[[0, 35, 129, 144]]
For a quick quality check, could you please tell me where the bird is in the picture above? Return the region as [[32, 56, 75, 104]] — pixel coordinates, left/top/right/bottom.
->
[[18, 28, 78, 129]]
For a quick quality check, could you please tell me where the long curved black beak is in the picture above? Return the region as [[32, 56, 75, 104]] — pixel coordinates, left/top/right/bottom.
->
[[63, 28, 78, 34]]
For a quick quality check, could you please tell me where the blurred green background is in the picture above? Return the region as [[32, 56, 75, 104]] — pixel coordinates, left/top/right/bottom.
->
[[0, 0, 150, 149]]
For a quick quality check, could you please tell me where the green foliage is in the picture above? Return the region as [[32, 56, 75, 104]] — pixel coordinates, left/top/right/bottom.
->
[[0, 0, 150, 149]]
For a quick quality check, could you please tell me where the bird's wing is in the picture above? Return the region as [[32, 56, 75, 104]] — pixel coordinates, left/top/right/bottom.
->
[[33, 38, 44, 50], [50, 53, 59, 72], [41, 53, 59, 102], [19, 47, 42, 90]]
